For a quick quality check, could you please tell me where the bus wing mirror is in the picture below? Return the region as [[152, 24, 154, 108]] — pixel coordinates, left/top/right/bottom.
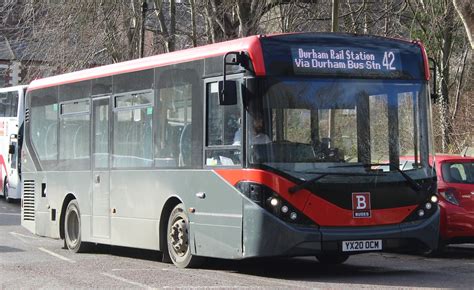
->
[[218, 80, 237, 106], [8, 144, 15, 155], [428, 57, 439, 103]]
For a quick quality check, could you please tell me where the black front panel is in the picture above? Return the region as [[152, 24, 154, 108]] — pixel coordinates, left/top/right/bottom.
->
[[260, 33, 425, 80]]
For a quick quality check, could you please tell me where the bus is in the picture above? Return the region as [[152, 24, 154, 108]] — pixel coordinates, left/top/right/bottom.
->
[[21, 33, 439, 268], [0, 85, 27, 202]]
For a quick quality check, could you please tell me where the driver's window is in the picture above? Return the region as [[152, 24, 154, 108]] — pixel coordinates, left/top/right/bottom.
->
[[205, 81, 241, 166]]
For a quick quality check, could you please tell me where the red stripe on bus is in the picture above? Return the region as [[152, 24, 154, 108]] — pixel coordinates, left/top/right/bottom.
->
[[0, 154, 7, 191], [215, 168, 416, 227], [415, 40, 430, 81], [27, 36, 266, 91]]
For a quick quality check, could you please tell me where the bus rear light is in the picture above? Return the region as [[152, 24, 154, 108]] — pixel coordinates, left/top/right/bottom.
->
[[235, 181, 316, 226]]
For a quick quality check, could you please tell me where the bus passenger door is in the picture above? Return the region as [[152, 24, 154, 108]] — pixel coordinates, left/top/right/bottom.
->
[[91, 97, 110, 239]]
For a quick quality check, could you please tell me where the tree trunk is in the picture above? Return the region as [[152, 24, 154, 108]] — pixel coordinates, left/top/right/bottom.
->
[[438, 3, 455, 152], [190, 0, 197, 47], [168, 0, 176, 52], [453, 0, 474, 49]]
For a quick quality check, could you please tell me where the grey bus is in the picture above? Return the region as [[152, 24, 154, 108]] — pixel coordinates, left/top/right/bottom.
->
[[21, 33, 439, 268]]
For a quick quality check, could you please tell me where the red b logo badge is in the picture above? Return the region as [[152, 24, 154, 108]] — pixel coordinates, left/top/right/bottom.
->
[[352, 192, 371, 218]]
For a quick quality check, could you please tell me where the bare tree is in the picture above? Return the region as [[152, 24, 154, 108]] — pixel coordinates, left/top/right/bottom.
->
[[453, 0, 474, 49]]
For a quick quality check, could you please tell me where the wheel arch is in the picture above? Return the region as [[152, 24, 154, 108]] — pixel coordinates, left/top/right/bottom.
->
[[59, 193, 77, 240], [159, 196, 183, 257]]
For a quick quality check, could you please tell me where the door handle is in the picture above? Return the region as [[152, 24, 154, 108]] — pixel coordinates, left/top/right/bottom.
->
[[95, 174, 101, 184]]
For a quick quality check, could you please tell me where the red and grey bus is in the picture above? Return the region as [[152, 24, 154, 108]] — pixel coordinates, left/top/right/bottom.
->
[[21, 33, 439, 267]]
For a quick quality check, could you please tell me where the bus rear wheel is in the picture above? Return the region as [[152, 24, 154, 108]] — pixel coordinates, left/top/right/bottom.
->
[[64, 199, 92, 253], [316, 253, 349, 264], [167, 203, 203, 268]]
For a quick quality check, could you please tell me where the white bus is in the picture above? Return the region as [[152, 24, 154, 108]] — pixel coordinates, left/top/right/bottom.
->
[[0, 85, 27, 202]]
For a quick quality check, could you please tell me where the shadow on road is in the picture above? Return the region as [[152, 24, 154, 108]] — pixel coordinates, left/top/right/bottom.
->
[[92, 244, 474, 288], [430, 244, 474, 259]]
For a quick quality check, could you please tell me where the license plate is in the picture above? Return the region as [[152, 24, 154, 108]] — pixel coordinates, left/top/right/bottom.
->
[[342, 240, 382, 252]]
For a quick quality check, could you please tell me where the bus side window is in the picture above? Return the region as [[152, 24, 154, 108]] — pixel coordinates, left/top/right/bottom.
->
[[112, 91, 154, 168], [30, 87, 59, 170], [155, 68, 194, 168], [205, 81, 241, 166]]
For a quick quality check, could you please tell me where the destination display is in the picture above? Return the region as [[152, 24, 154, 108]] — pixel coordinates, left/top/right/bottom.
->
[[291, 46, 403, 76]]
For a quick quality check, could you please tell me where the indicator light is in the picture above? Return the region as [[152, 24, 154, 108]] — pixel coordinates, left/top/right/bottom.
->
[[281, 205, 289, 213], [417, 209, 425, 217], [430, 195, 438, 203], [425, 203, 432, 210], [290, 212, 298, 220]]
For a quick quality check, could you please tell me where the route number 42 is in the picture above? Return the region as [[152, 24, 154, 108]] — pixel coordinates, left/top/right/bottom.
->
[[382, 51, 396, 70]]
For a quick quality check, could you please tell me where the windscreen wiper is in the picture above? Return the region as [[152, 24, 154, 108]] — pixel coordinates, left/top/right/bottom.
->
[[329, 163, 423, 193], [288, 171, 384, 194]]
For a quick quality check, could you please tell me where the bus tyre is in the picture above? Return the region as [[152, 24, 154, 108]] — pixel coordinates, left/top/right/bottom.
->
[[422, 239, 446, 257], [316, 253, 349, 264], [64, 199, 92, 253], [3, 179, 11, 203], [167, 203, 203, 268]]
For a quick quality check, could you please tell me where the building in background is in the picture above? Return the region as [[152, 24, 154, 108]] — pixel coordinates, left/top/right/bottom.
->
[[0, 36, 23, 87]]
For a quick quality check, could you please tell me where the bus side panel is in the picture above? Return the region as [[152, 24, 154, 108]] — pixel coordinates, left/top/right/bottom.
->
[[191, 171, 243, 259], [48, 171, 92, 241], [26, 171, 91, 240], [20, 145, 38, 233], [109, 170, 243, 259]]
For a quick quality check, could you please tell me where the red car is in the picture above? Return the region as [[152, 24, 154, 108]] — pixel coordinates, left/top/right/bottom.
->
[[434, 155, 474, 250]]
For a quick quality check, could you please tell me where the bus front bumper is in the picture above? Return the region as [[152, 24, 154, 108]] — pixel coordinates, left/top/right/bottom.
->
[[242, 201, 440, 258], [319, 209, 440, 254]]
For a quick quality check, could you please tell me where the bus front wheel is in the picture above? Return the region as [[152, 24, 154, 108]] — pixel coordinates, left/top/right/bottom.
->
[[3, 179, 11, 203], [167, 203, 203, 268], [315, 253, 349, 264], [64, 199, 92, 253]]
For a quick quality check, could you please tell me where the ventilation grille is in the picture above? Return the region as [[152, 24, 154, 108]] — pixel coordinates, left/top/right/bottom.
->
[[25, 108, 30, 122], [22, 180, 35, 221]]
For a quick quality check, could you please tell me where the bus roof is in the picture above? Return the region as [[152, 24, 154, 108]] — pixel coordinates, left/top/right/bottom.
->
[[0, 85, 28, 93], [27, 35, 265, 91], [27, 33, 427, 92]]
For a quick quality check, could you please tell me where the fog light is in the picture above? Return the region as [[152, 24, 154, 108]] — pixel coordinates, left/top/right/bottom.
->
[[417, 209, 425, 217], [270, 198, 279, 207], [290, 212, 298, 220], [425, 202, 432, 210], [430, 195, 438, 203], [281, 205, 289, 213]]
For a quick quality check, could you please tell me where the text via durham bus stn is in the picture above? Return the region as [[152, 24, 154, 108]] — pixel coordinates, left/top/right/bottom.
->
[[292, 47, 401, 72]]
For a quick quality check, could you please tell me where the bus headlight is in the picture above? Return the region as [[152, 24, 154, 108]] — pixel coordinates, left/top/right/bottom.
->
[[235, 181, 316, 226]]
